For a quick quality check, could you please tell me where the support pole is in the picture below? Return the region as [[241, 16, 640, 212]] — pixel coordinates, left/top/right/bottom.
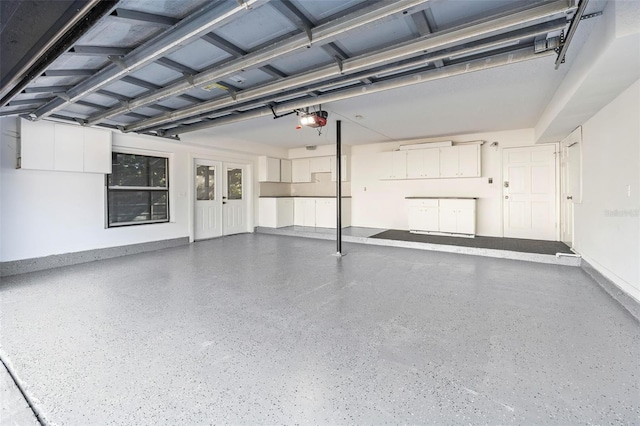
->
[[336, 120, 343, 256]]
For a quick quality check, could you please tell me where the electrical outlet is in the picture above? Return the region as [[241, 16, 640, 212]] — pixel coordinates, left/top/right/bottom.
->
[[488, 178, 493, 184]]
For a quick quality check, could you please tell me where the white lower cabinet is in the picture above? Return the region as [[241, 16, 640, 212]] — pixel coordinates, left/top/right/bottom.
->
[[292, 198, 351, 228], [407, 198, 476, 236], [259, 198, 294, 228]]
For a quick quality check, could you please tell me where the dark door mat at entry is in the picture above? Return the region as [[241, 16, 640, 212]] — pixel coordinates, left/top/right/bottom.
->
[[369, 230, 573, 255]]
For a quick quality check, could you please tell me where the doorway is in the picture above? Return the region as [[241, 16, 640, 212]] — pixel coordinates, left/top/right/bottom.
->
[[559, 127, 582, 248], [194, 159, 249, 240], [502, 145, 557, 240]]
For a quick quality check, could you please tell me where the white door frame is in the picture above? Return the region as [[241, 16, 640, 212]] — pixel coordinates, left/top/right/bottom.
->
[[189, 155, 253, 242], [559, 127, 582, 248]]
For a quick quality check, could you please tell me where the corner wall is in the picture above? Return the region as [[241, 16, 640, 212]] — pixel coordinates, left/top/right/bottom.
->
[[574, 79, 640, 301]]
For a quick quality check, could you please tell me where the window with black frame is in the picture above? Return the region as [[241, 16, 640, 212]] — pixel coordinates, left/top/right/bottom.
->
[[107, 153, 169, 227]]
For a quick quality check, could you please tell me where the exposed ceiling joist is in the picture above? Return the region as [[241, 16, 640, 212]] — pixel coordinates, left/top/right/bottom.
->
[[123, 5, 570, 133], [81, 0, 434, 126], [31, 0, 269, 120]]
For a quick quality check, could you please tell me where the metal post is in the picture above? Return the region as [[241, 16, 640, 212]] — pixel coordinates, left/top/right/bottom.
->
[[336, 120, 343, 256]]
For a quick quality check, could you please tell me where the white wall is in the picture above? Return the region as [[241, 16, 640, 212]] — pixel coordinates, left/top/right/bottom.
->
[[349, 129, 541, 236], [574, 79, 640, 301], [0, 118, 270, 262]]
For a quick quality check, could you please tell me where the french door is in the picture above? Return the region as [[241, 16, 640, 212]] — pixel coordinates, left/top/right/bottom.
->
[[194, 159, 248, 240]]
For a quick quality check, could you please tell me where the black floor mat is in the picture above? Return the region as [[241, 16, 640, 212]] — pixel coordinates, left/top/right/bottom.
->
[[369, 230, 572, 255]]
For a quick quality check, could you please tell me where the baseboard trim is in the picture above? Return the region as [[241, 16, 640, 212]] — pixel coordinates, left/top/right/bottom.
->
[[581, 260, 640, 323], [0, 237, 190, 277]]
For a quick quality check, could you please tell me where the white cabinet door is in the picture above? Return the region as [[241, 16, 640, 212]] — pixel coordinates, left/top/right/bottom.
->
[[292, 159, 311, 182], [258, 156, 281, 182], [438, 202, 458, 233], [259, 198, 277, 227], [406, 149, 439, 179], [439, 147, 458, 178], [458, 145, 480, 177], [280, 159, 292, 183], [330, 155, 348, 182], [259, 198, 294, 228], [439, 199, 476, 234], [309, 157, 331, 173], [302, 199, 316, 226], [423, 148, 440, 178], [293, 198, 305, 225], [277, 198, 294, 227], [54, 124, 84, 172], [406, 150, 423, 178], [408, 199, 439, 232], [20, 119, 55, 170], [421, 206, 439, 231], [381, 151, 407, 179], [456, 206, 476, 235], [315, 199, 334, 228]]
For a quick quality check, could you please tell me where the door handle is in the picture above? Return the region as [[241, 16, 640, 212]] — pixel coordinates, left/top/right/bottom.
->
[[223, 201, 227, 204], [504, 181, 509, 188], [567, 196, 573, 200], [222, 196, 227, 199], [505, 196, 509, 199]]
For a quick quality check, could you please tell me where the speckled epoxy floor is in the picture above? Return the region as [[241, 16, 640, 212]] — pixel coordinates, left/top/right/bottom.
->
[[1, 234, 638, 424]]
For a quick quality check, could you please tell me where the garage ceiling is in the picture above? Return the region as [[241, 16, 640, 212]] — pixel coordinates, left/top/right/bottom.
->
[[1, 0, 597, 147]]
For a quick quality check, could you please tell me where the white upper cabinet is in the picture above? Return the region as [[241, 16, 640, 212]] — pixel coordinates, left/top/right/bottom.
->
[[54, 124, 84, 172], [406, 148, 439, 179], [439, 145, 481, 178], [19, 119, 111, 173], [258, 156, 281, 182], [309, 156, 331, 173], [380, 151, 407, 179], [330, 155, 349, 182], [381, 143, 481, 180], [457, 145, 480, 177], [291, 158, 311, 182], [280, 159, 292, 183], [20, 119, 55, 170], [83, 128, 112, 174]]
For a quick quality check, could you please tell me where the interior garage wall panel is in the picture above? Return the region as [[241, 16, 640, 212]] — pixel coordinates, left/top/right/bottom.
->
[[574, 79, 640, 301]]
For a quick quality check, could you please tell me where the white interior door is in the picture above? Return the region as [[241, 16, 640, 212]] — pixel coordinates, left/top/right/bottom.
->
[[560, 127, 582, 247], [222, 162, 248, 236], [503, 145, 557, 240], [194, 159, 222, 240]]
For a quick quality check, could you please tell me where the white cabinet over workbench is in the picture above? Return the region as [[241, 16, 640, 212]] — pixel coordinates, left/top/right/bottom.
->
[[380, 142, 481, 180], [407, 197, 477, 237]]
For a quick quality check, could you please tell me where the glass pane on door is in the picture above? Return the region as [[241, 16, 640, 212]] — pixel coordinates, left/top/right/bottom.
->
[[227, 168, 242, 200], [196, 165, 215, 200]]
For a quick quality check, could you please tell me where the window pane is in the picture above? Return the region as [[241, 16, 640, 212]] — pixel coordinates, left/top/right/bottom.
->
[[227, 168, 242, 200], [108, 191, 168, 224], [108, 153, 166, 188], [196, 165, 215, 200]]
